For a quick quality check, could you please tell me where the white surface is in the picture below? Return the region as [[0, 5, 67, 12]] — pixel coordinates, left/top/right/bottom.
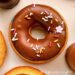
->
[[0, 0, 75, 75]]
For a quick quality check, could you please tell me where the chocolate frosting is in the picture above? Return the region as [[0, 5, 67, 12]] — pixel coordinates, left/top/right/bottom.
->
[[0, 0, 19, 9], [0, 0, 10, 3], [10, 4, 67, 63]]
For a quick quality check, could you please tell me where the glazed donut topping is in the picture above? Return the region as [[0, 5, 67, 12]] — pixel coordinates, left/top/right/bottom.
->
[[10, 4, 67, 62]]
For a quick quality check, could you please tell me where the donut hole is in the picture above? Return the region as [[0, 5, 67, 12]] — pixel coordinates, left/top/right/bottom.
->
[[29, 25, 48, 40]]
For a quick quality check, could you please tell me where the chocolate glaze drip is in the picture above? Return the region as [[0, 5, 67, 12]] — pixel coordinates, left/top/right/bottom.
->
[[10, 4, 67, 63]]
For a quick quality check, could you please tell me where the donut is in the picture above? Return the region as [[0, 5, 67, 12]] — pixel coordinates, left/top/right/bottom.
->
[[0, 31, 7, 67], [5, 66, 45, 75], [65, 43, 75, 71], [9, 4, 68, 63], [0, 0, 20, 9]]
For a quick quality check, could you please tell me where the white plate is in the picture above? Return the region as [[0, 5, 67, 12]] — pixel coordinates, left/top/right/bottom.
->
[[0, 0, 75, 75]]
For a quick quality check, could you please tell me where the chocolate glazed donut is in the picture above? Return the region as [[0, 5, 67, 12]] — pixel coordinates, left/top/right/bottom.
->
[[0, 0, 20, 9], [10, 4, 68, 63]]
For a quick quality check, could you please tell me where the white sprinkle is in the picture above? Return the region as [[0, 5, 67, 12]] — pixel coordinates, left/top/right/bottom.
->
[[55, 18, 58, 22], [14, 33, 17, 37], [11, 28, 15, 31], [29, 12, 33, 16], [27, 39, 30, 42], [25, 15, 28, 18], [51, 20, 53, 24], [41, 12, 44, 15], [33, 4, 36, 7], [61, 21, 64, 25], [44, 16, 48, 19], [12, 33, 18, 42], [57, 43, 61, 48], [40, 49, 43, 54], [45, 10, 49, 14], [50, 13, 53, 16], [47, 15, 53, 18], [42, 17, 48, 22], [56, 26, 63, 33], [40, 47, 45, 54], [36, 45, 39, 49], [30, 44, 33, 47], [25, 15, 31, 19], [54, 39, 59, 42], [12, 38, 18, 41], [36, 54, 40, 57], [32, 47, 37, 51], [27, 17, 31, 19], [48, 26, 51, 31]]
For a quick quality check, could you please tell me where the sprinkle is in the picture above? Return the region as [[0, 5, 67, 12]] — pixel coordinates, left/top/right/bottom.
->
[[51, 20, 53, 24], [12, 38, 18, 41], [44, 16, 48, 19], [55, 18, 58, 22], [40, 49, 43, 54], [25, 15, 31, 20], [36, 45, 39, 49], [14, 29, 16, 34], [26, 17, 31, 20], [25, 15, 28, 18], [32, 4, 36, 7], [27, 39, 30, 42], [32, 47, 37, 51], [41, 12, 45, 15], [30, 44, 33, 47], [56, 26, 63, 33], [48, 26, 51, 31], [49, 42, 52, 47], [47, 15, 53, 19], [45, 10, 49, 14], [29, 12, 33, 16], [57, 43, 61, 48], [61, 21, 64, 25], [54, 39, 59, 42], [36, 54, 40, 57], [14, 33, 17, 38], [45, 15, 53, 19], [42, 17, 48, 22], [11, 28, 15, 31], [39, 47, 45, 54], [33, 4, 35, 7], [12, 33, 18, 42]]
